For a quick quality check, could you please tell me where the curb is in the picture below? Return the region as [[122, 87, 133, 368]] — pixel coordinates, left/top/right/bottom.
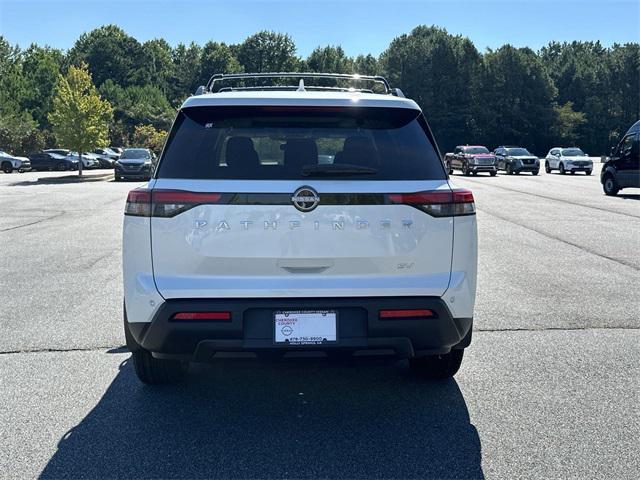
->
[[37, 173, 114, 184]]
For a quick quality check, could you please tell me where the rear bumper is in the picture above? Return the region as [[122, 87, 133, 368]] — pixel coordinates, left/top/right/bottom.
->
[[126, 297, 473, 361]]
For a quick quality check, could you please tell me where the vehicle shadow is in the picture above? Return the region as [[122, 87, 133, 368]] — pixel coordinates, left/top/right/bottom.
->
[[618, 193, 640, 200], [40, 356, 484, 479]]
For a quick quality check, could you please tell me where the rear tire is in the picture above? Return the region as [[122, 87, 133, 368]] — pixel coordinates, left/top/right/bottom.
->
[[410, 349, 464, 380], [490, 171, 497, 177], [559, 163, 566, 175], [463, 163, 470, 176], [603, 174, 619, 196], [545, 162, 551, 173], [132, 349, 189, 385], [57, 162, 68, 171], [585, 170, 592, 176], [2, 162, 13, 174], [506, 164, 513, 175], [532, 170, 539, 176]]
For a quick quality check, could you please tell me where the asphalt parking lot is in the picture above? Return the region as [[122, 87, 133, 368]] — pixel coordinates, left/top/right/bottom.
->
[[1, 166, 638, 479]]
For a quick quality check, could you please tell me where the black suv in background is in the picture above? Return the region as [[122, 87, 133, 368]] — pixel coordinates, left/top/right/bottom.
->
[[493, 146, 540, 175], [114, 148, 155, 181], [602, 120, 640, 195]]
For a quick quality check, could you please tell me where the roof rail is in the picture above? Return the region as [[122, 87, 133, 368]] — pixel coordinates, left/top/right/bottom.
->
[[201, 72, 396, 95], [216, 85, 375, 94]]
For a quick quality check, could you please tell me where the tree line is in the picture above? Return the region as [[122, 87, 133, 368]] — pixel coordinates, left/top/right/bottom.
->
[[0, 24, 638, 156]]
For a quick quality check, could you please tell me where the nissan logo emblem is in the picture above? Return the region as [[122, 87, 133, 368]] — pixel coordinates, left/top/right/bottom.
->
[[291, 186, 320, 212]]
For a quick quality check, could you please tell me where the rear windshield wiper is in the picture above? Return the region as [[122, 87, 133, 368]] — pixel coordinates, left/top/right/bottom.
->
[[301, 163, 378, 177]]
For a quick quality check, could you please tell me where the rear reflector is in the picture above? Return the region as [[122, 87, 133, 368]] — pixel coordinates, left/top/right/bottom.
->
[[387, 189, 475, 217], [124, 189, 223, 217], [172, 312, 231, 321], [379, 309, 436, 319]]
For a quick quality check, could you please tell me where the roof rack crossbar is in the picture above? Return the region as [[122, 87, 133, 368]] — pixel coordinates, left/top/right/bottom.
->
[[205, 72, 392, 94], [216, 85, 375, 94]]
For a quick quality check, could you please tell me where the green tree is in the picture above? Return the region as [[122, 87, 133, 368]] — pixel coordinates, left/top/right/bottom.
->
[[67, 25, 148, 88], [142, 39, 174, 97], [380, 26, 482, 152], [552, 101, 587, 145], [540, 41, 611, 153], [476, 45, 556, 153], [199, 41, 243, 87], [132, 124, 168, 154], [20, 44, 64, 128], [353, 54, 379, 75], [307, 45, 353, 73], [169, 42, 202, 104], [48, 64, 113, 175], [235, 31, 300, 74], [0, 111, 42, 155], [100, 80, 174, 133], [606, 43, 640, 144]]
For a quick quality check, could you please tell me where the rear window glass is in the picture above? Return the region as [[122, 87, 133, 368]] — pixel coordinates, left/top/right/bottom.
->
[[156, 106, 445, 180]]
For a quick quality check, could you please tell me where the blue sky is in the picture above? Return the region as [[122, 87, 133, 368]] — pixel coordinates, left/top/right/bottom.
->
[[0, 0, 638, 56]]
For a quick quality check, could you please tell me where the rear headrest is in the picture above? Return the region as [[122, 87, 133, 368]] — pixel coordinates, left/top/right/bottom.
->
[[283, 138, 318, 169], [225, 136, 259, 168], [334, 136, 377, 167]]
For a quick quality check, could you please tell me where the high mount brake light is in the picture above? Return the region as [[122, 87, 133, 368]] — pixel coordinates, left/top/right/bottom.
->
[[387, 189, 475, 217], [124, 190, 222, 217]]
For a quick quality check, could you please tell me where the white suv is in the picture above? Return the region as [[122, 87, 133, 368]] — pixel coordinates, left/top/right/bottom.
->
[[545, 147, 593, 175], [122, 73, 477, 384]]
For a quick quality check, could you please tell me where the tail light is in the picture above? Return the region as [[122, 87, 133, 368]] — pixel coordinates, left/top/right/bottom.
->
[[124, 189, 222, 217], [387, 189, 475, 217], [379, 309, 436, 319], [124, 189, 152, 217]]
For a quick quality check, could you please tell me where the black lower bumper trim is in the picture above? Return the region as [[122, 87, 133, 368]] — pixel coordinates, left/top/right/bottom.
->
[[126, 297, 473, 360]]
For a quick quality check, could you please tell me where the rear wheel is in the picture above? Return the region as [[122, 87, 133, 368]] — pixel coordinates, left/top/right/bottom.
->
[[545, 162, 551, 173], [2, 162, 13, 174], [123, 303, 188, 384], [132, 348, 189, 385], [559, 163, 566, 175], [532, 170, 539, 176], [462, 163, 470, 176], [490, 171, 497, 177], [506, 164, 513, 175], [585, 170, 592, 176], [57, 162, 68, 171], [410, 349, 464, 380], [603, 174, 619, 196]]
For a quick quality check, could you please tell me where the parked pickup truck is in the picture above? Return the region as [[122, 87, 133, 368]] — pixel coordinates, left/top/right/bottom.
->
[[0, 150, 31, 173], [444, 145, 497, 176]]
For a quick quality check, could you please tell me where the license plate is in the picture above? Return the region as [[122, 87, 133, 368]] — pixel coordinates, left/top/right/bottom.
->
[[274, 311, 337, 345]]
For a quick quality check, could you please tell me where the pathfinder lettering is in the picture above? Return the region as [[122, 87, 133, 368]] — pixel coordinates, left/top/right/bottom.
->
[[211, 219, 414, 232]]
